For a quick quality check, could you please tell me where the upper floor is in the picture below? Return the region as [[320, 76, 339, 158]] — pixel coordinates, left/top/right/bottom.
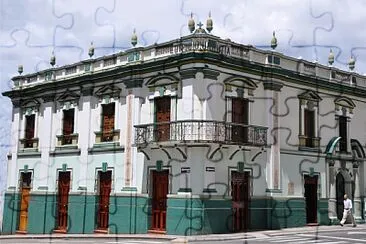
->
[[4, 30, 366, 158]]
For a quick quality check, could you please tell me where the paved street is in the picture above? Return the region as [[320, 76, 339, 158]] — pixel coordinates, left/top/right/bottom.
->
[[2, 226, 366, 243], [0, 239, 171, 244], [191, 225, 366, 244]]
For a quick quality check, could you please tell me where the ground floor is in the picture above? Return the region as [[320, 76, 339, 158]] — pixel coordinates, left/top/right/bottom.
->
[[2, 189, 365, 235]]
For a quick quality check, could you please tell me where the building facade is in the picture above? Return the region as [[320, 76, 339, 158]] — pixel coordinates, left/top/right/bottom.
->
[[2, 20, 366, 235]]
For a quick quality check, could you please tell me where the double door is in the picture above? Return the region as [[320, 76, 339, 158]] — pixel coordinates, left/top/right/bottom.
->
[[231, 171, 250, 232], [55, 172, 71, 233], [96, 171, 112, 231], [150, 170, 169, 232]]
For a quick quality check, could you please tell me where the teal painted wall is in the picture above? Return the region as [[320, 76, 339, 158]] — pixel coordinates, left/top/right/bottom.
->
[[268, 198, 306, 229], [27, 193, 56, 234], [318, 199, 330, 225], [67, 194, 96, 234], [108, 194, 149, 234], [2, 192, 20, 234]]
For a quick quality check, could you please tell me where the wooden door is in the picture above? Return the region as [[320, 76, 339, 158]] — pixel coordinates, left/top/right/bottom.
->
[[96, 171, 112, 230], [155, 97, 171, 141], [56, 172, 71, 232], [232, 98, 248, 143], [151, 170, 169, 232], [18, 187, 30, 232], [18, 172, 32, 232], [62, 109, 74, 144], [336, 172, 345, 220], [25, 114, 35, 148], [102, 103, 115, 142], [304, 175, 318, 223], [304, 109, 315, 147], [231, 171, 250, 232]]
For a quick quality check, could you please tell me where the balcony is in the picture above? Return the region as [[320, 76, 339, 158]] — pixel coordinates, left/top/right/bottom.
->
[[134, 120, 267, 146], [19, 138, 39, 150]]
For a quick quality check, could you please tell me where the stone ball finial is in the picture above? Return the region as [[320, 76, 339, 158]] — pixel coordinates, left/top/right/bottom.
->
[[206, 11, 213, 33], [18, 64, 23, 75], [188, 12, 195, 33], [50, 51, 56, 67], [89, 41, 94, 58], [328, 49, 334, 65], [271, 31, 277, 50], [131, 29, 138, 47], [349, 56, 355, 71]]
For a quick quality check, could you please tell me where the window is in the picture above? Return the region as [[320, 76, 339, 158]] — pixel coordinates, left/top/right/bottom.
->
[[339, 116, 348, 152], [62, 109, 74, 145], [304, 109, 315, 147], [19, 172, 32, 189], [101, 103, 115, 142], [25, 114, 35, 148], [231, 97, 248, 143]]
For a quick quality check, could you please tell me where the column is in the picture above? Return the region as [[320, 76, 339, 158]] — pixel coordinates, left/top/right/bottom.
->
[[328, 160, 337, 221], [353, 162, 362, 221], [272, 91, 280, 189], [40, 98, 54, 190], [78, 88, 93, 191], [8, 106, 21, 188], [124, 90, 134, 188]]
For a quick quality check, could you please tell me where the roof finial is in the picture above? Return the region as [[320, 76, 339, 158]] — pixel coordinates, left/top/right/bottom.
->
[[328, 49, 334, 65], [88, 41, 94, 58], [271, 31, 277, 50], [349, 55, 355, 71], [206, 11, 213, 33], [18, 64, 23, 75], [131, 28, 138, 47], [50, 51, 56, 67], [188, 12, 195, 33]]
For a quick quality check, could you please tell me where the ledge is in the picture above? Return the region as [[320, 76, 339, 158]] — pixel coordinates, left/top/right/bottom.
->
[[88, 142, 124, 154], [17, 149, 41, 158], [50, 146, 81, 156]]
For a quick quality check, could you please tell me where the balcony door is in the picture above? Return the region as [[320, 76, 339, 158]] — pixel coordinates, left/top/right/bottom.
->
[[155, 96, 171, 141], [55, 171, 71, 233], [62, 109, 74, 145], [304, 109, 315, 147], [25, 114, 35, 148], [232, 98, 248, 143], [101, 103, 115, 142]]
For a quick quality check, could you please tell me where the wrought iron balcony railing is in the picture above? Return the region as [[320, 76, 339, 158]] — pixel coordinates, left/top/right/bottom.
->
[[134, 120, 267, 146]]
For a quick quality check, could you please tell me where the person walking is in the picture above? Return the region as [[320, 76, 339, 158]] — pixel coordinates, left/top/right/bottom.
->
[[340, 194, 356, 227]]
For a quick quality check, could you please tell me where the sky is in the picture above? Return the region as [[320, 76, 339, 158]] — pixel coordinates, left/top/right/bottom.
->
[[1, 0, 366, 230]]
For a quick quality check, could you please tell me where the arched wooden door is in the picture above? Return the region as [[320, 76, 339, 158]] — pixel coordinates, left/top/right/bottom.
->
[[231, 171, 250, 232], [150, 170, 169, 233], [55, 171, 71, 233], [96, 171, 112, 232], [336, 172, 345, 220], [17, 172, 32, 233]]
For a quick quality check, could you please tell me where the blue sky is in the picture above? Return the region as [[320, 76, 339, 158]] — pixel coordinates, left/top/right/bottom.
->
[[1, 0, 366, 229]]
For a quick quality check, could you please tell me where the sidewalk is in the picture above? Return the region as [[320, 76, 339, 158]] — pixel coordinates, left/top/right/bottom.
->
[[0, 224, 365, 243]]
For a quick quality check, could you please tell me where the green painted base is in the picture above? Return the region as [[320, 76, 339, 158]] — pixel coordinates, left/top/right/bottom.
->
[[2, 193, 362, 235]]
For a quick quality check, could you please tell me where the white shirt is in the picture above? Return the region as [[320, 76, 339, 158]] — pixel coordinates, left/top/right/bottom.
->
[[344, 199, 353, 209]]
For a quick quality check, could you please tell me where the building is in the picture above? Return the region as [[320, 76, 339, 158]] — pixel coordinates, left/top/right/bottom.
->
[[2, 15, 366, 235]]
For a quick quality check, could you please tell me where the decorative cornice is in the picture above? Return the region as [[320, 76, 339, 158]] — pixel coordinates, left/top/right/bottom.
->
[[202, 69, 220, 80], [179, 68, 197, 80], [42, 94, 56, 103], [124, 79, 143, 89], [262, 80, 283, 91], [81, 87, 94, 96]]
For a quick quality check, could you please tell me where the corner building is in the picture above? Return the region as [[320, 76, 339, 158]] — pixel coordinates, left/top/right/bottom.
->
[[2, 22, 366, 235]]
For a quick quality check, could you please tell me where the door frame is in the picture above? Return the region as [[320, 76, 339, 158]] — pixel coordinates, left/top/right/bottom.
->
[[54, 170, 72, 233], [147, 165, 172, 233], [228, 167, 252, 232], [303, 173, 319, 224], [17, 170, 33, 234]]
